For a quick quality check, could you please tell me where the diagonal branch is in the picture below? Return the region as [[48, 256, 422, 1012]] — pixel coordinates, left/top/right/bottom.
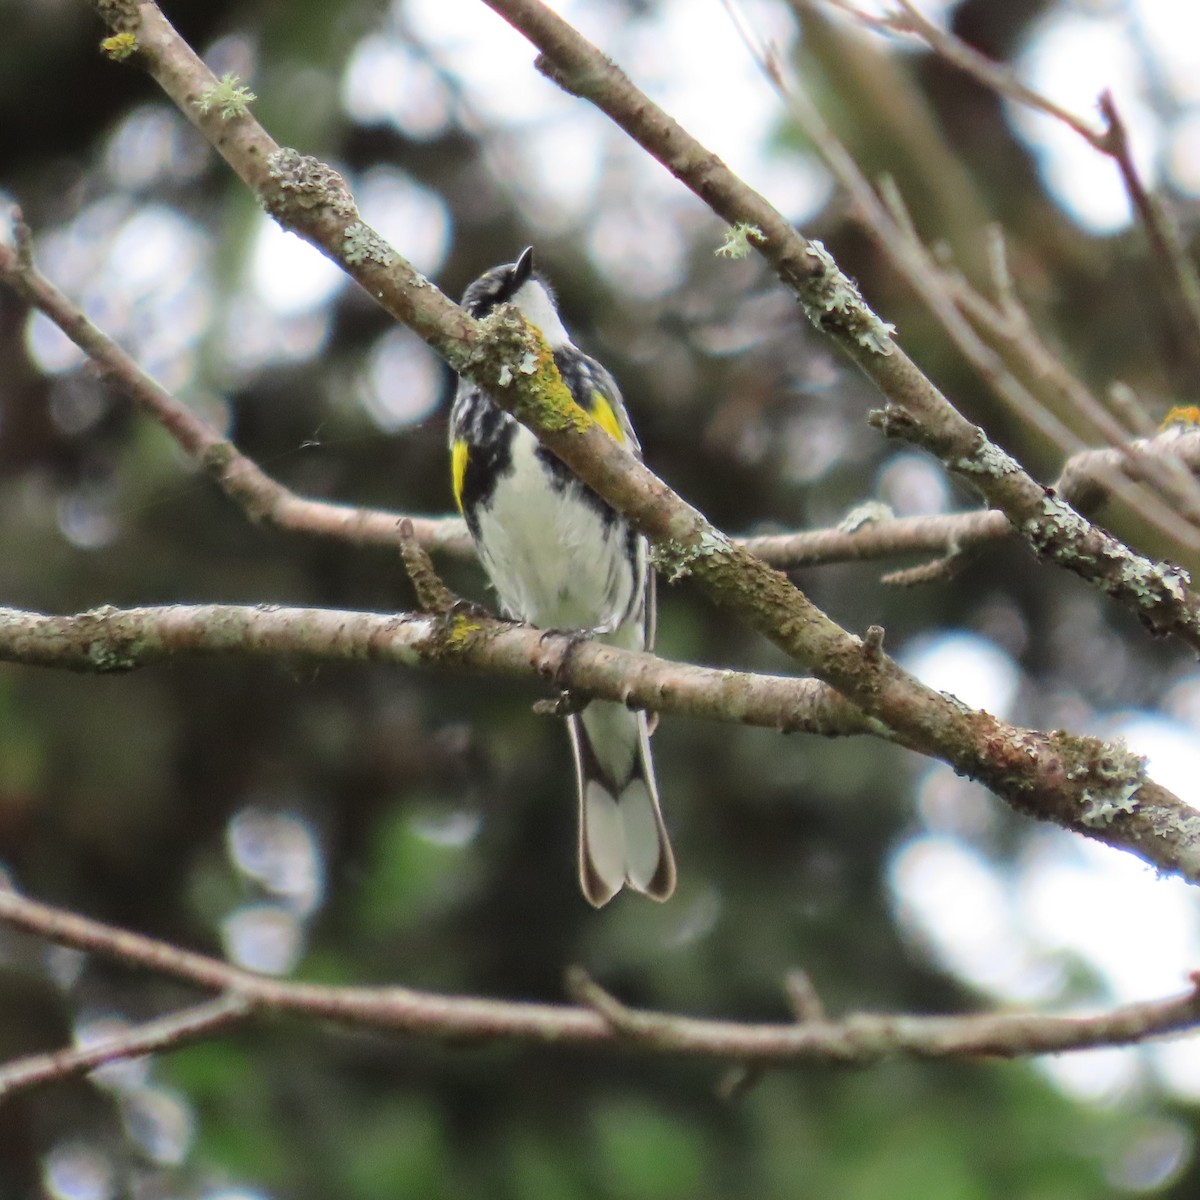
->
[[0, 995, 250, 1101], [477, 0, 1200, 650], [0, 213, 474, 560], [0, 885, 1197, 1099], [1, 600, 1198, 878], [824, 0, 1200, 391]]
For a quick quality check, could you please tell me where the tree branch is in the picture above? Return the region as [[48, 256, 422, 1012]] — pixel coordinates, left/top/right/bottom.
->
[[0, 995, 250, 1102], [824, 0, 1200, 391], [0, 212, 474, 560], [0, 601, 880, 739], [1, 599, 1199, 878], [731, 18, 1200, 555], [0, 885, 1197, 1099]]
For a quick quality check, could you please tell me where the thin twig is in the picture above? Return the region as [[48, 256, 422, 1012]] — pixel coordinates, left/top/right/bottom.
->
[[0, 888, 1196, 1087], [0, 995, 250, 1101], [823, 1, 1200, 391], [785, 970, 826, 1023], [1107, 382, 1160, 439], [1097, 91, 1200, 390], [398, 518, 460, 614]]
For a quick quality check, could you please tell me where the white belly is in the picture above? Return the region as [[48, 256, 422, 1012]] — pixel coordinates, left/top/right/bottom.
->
[[475, 425, 642, 639]]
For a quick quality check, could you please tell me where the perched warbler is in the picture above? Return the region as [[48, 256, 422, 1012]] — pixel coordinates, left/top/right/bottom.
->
[[449, 247, 676, 907]]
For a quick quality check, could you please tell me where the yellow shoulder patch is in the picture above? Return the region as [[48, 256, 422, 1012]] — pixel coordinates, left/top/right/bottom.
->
[[1161, 404, 1200, 430], [591, 392, 625, 444], [451, 439, 469, 513]]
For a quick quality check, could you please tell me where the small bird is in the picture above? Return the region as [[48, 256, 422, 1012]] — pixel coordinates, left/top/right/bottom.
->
[[449, 247, 676, 906]]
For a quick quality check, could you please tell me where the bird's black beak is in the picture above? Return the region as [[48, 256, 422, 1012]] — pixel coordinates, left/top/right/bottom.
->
[[512, 245, 535, 289]]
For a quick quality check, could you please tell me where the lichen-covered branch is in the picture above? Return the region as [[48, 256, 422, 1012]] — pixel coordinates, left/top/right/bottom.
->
[[0, 885, 1197, 1099], [0, 602, 879, 739], [2, 600, 1199, 879]]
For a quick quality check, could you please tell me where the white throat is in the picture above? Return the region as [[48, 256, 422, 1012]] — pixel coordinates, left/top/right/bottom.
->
[[512, 279, 571, 349]]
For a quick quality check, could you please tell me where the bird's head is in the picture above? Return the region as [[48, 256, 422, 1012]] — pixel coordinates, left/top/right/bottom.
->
[[460, 246, 570, 348]]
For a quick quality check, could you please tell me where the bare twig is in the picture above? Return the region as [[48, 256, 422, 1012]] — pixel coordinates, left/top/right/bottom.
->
[[1097, 91, 1200, 390], [1107, 382, 1160, 439], [0, 995, 250, 1101], [880, 550, 973, 587], [0, 887, 1196, 1093], [825, 0, 1200, 390], [830, 0, 1105, 143], [785, 970, 826, 1023], [397, 518, 460, 614]]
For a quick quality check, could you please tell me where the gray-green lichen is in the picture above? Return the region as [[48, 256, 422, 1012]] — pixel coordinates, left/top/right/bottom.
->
[[263, 148, 356, 223], [96, 0, 140, 33], [650, 540, 697, 583], [342, 221, 394, 267], [838, 500, 895, 534], [1064, 736, 1148, 827], [954, 440, 1021, 477], [495, 351, 539, 389], [1022, 492, 1193, 609], [78, 605, 142, 673], [193, 73, 256, 120], [797, 241, 896, 355], [715, 223, 766, 260], [1115, 556, 1191, 604], [1148, 806, 1200, 883], [651, 526, 733, 583], [1021, 501, 1092, 555]]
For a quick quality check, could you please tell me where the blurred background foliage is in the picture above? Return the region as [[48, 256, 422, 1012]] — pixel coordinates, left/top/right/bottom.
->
[[3, 0, 1200, 1196]]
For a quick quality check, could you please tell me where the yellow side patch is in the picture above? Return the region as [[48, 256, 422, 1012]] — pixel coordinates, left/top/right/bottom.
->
[[591, 393, 625, 444], [451, 439, 469, 513]]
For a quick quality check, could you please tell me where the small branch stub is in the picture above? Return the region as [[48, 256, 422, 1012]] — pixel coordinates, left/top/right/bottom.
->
[[397, 519, 458, 614], [785, 970, 826, 1023], [862, 625, 886, 663]]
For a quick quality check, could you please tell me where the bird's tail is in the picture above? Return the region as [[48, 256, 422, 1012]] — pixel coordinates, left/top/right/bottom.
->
[[567, 701, 675, 907]]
